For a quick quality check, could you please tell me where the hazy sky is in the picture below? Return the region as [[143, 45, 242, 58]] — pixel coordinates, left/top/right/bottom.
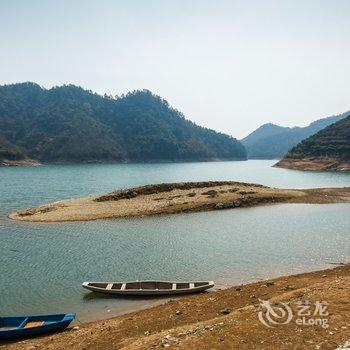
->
[[1, 0, 349, 138]]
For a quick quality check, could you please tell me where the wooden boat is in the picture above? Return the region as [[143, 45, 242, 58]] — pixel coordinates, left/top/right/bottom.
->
[[82, 280, 214, 295], [0, 313, 75, 341]]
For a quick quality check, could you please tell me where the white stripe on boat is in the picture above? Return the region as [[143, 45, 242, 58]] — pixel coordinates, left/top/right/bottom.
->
[[172, 283, 176, 290], [190, 283, 194, 289], [121, 283, 126, 290], [107, 283, 113, 290]]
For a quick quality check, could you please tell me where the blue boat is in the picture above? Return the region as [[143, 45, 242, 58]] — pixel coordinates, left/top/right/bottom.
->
[[0, 313, 75, 341]]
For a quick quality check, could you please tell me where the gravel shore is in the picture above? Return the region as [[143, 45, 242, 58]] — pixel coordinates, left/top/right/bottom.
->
[[8, 181, 350, 222], [2, 264, 350, 349]]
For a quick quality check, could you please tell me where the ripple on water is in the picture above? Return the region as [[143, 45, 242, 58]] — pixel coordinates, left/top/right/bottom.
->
[[0, 161, 349, 321]]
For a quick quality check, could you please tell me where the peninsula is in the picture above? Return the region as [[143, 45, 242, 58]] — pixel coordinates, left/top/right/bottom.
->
[[9, 181, 350, 222], [275, 115, 350, 171]]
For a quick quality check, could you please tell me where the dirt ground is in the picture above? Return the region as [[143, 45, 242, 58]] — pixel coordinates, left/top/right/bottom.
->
[[274, 157, 350, 172], [2, 264, 350, 350], [8, 181, 350, 222]]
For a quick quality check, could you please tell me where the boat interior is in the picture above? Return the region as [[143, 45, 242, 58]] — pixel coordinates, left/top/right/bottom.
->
[[0, 314, 66, 331], [87, 281, 210, 290]]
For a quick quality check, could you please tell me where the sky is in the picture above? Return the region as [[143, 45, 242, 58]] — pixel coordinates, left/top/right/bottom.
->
[[0, 0, 349, 139]]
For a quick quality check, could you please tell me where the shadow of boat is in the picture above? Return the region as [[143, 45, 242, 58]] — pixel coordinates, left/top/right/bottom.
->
[[82, 290, 208, 301]]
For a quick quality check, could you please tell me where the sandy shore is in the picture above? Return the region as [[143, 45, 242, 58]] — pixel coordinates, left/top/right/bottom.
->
[[274, 157, 350, 172], [2, 264, 350, 350], [8, 181, 350, 222]]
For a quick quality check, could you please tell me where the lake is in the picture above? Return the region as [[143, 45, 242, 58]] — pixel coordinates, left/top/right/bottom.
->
[[0, 160, 349, 322]]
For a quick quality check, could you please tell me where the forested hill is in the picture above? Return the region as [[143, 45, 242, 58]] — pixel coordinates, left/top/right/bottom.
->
[[284, 115, 350, 160], [0, 83, 246, 163], [275, 115, 350, 171], [241, 112, 349, 159], [0, 139, 25, 161]]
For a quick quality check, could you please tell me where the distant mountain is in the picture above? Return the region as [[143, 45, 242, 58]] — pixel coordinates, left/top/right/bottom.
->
[[241, 112, 349, 159], [275, 115, 350, 171], [0, 83, 246, 164]]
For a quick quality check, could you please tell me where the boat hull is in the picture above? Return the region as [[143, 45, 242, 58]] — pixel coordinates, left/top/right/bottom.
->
[[82, 281, 214, 296], [0, 313, 75, 341]]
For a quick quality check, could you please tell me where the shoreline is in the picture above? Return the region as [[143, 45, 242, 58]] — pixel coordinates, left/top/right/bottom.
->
[[8, 181, 350, 222], [274, 157, 350, 172], [0, 158, 249, 167], [0, 158, 41, 167], [64, 262, 349, 325], [3, 263, 350, 349]]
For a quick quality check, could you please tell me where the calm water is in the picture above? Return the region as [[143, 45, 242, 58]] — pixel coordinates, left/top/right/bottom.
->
[[0, 160, 349, 322]]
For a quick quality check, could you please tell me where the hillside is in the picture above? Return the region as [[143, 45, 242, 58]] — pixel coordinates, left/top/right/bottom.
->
[[241, 112, 349, 159], [0, 134, 35, 165], [275, 115, 350, 171], [0, 83, 246, 164], [0, 141, 25, 161]]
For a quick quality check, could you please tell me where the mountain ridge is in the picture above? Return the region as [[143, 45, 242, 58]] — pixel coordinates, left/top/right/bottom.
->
[[0, 82, 247, 164], [241, 112, 349, 159]]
